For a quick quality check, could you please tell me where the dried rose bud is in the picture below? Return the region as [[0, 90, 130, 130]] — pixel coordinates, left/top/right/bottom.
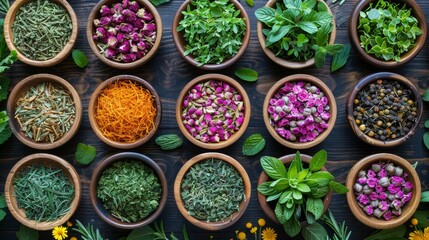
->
[[128, 1, 140, 12], [394, 167, 403, 176], [107, 36, 118, 48], [373, 208, 385, 218], [358, 170, 366, 178], [371, 163, 382, 172], [386, 163, 395, 175], [363, 185, 372, 194], [104, 47, 116, 59], [378, 177, 389, 187], [100, 5, 111, 16], [354, 183, 363, 192], [370, 199, 379, 208]]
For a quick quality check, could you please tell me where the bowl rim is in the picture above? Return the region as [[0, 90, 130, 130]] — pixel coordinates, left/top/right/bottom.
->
[[4, 0, 78, 67], [345, 153, 421, 229], [256, 0, 336, 69], [171, 0, 251, 70], [88, 74, 162, 149], [86, 0, 163, 70], [263, 74, 337, 149], [175, 73, 251, 149], [89, 152, 168, 229], [7, 73, 83, 150], [4, 153, 81, 231], [348, 0, 427, 68], [173, 152, 251, 231], [346, 72, 423, 147]]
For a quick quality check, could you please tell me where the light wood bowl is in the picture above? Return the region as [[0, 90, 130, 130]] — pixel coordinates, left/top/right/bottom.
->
[[263, 74, 337, 149], [257, 154, 333, 224], [256, 0, 336, 69], [90, 152, 168, 229], [174, 152, 251, 231], [87, 0, 162, 70], [4, 153, 81, 231], [172, 0, 250, 70], [88, 75, 161, 149], [176, 74, 250, 149], [346, 72, 422, 147], [7, 74, 82, 150], [346, 153, 421, 229], [348, 0, 427, 68], [4, 0, 78, 67]]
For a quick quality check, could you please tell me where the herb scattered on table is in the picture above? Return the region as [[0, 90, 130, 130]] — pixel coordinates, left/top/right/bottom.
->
[[0, 110, 11, 145], [72, 49, 88, 68], [13, 164, 75, 222], [331, 44, 351, 72], [177, 0, 247, 66], [16, 224, 39, 240], [358, 0, 422, 62], [15, 82, 76, 143], [321, 209, 352, 240], [242, 133, 265, 156], [422, 89, 429, 150], [149, 0, 170, 7], [74, 143, 96, 165], [97, 160, 162, 223], [12, 0, 72, 61], [73, 220, 105, 240], [245, 0, 254, 7], [0, 193, 6, 222], [234, 68, 258, 82], [124, 221, 182, 240], [155, 134, 183, 150], [181, 158, 245, 222]]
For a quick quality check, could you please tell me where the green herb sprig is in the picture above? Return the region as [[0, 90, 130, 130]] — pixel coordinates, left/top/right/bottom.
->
[[75, 143, 97, 165], [421, 90, 429, 150], [242, 133, 265, 156], [235, 68, 258, 82], [73, 220, 105, 240], [155, 134, 183, 150], [72, 49, 88, 68]]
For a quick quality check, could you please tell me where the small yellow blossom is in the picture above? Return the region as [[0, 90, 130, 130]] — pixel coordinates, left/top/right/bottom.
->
[[238, 231, 246, 240], [246, 222, 252, 229], [70, 237, 77, 240], [408, 227, 429, 240], [258, 218, 266, 227], [262, 227, 277, 240], [52, 226, 68, 240], [67, 221, 73, 227], [411, 218, 419, 226], [250, 227, 257, 234]]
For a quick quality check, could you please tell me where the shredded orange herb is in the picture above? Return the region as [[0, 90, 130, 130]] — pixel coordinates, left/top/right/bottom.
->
[[95, 80, 156, 143]]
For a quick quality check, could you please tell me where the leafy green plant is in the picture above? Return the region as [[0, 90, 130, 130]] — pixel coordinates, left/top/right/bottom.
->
[[358, 0, 422, 62], [257, 150, 348, 237], [255, 0, 343, 68]]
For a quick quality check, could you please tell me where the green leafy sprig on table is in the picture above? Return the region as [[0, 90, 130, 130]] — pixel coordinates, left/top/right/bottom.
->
[[75, 143, 97, 165], [242, 133, 265, 156], [74, 220, 105, 240], [235, 68, 258, 82], [16, 224, 39, 240], [421, 90, 429, 150], [155, 134, 183, 150]]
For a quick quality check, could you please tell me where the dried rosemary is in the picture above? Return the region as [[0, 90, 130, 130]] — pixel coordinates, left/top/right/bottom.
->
[[12, 0, 72, 61], [14, 82, 76, 143], [13, 164, 75, 222]]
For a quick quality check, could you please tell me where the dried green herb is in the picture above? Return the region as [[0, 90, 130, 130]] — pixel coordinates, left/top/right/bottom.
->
[[242, 133, 265, 156], [155, 134, 183, 150], [181, 158, 245, 222], [73, 220, 105, 240], [16, 224, 39, 240], [234, 68, 258, 82], [75, 143, 96, 165], [15, 82, 76, 143], [72, 49, 88, 68], [13, 164, 75, 222], [97, 160, 162, 223]]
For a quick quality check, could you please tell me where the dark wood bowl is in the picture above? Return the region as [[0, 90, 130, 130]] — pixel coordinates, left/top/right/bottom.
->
[[7, 74, 83, 150], [172, 0, 250, 70], [257, 154, 333, 224], [346, 72, 423, 147], [90, 152, 168, 229], [346, 153, 421, 229], [348, 0, 427, 68], [87, 0, 163, 70], [174, 152, 251, 231], [4, 0, 78, 67]]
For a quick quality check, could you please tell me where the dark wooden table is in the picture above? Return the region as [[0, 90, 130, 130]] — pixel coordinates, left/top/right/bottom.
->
[[0, 0, 428, 239]]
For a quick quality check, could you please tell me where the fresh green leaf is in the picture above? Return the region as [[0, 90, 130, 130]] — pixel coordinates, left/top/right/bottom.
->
[[0, 123, 11, 145], [72, 49, 88, 68], [306, 197, 324, 220], [284, 216, 301, 237], [242, 133, 265, 155], [423, 132, 429, 150], [261, 156, 287, 180], [0, 76, 10, 102], [425, 120, 429, 129], [413, 210, 429, 228], [331, 44, 351, 72], [305, 210, 316, 224], [364, 225, 406, 240], [275, 201, 286, 224], [421, 191, 429, 202], [329, 181, 349, 194], [258, 181, 281, 196], [297, 21, 318, 34], [127, 225, 155, 240], [271, 178, 289, 191], [308, 185, 330, 198], [155, 134, 183, 150], [235, 68, 258, 82], [423, 89, 429, 101], [0, 209, 5, 222], [284, 203, 295, 221], [314, 47, 326, 68], [325, 44, 343, 55], [301, 222, 328, 240], [255, 7, 276, 24], [307, 171, 334, 181], [75, 143, 97, 165], [309, 149, 327, 171], [149, 0, 170, 6], [183, 224, 189, 240], [297, 183, 310, 192], [0, 193, 5, 208], [267, 192, 282, 202], [16, 225, 39, 240], [245, 0, 254, 7], [287, 151, 302, 179], [74, 220, 105, 240]]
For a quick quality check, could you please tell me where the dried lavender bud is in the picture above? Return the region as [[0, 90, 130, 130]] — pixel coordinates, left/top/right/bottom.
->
[[354, 183, 363, 192], [378, 177, 390, 187]]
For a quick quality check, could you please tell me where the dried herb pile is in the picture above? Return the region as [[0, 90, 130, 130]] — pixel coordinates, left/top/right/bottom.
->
[[181, 158, 244, 222]]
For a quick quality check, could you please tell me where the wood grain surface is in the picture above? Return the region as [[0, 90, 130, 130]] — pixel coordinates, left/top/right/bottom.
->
[[0, 0, 428, 239]]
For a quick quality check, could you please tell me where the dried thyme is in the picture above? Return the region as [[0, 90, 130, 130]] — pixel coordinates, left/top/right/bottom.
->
[[14, 82, 76, 143], [13, 164, 75, 222], [181, 158, 244, 222], [12, 0, 72, 61]]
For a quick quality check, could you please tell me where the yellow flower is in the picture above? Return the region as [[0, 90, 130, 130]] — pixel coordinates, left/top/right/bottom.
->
[[262, 227, 277, 240], [258, 218, 266, 227], [411, 218, 419, 226], [52, 226, 68, 240], [70, 238, 77, 240], [409, 227, 429, 240], [246, 222, 252, 229], [238, 231, 246, 240], [250, 227, 257, 234], [67, 221, 73, 227]]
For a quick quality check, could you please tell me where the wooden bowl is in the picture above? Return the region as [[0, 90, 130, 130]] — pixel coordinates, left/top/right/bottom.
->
[[256, 0, 336, 69], [172, 0, 250, 70], [346, 153, 421, 229], [5, 153, 81, 231], [263, 74, 337, 149], [346, 72, 422, 147], [257, 154, 333, 224], [90, 152, 167, 229], [348, 0, 427, 68], [7, 74, 82, 150], [87, 0, 163, 69], [174, 152, 251, 231], [176, 74, 250, 149], [4, 0, 78, 67], [88, 75, 161, 149]]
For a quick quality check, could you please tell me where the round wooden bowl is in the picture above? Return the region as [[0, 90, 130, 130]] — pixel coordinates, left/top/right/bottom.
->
[[174, 152, 251, 231], [176, 74, 250, 149], [263, 74, 337, 149], [4, 0, 78, 67], [256, 0, 336, 69], [5, 153, 81, 231], [172, 0, 250, 70], [7, 74, 83, 150], [90, 152, 167, 229], [88, 75, 161, 149], [257, 154, 333, 224], [346, 153, 421, 229], [346, 72, 422, 147], [348, 0, 427, 68], [87, 0, 163, 70]]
